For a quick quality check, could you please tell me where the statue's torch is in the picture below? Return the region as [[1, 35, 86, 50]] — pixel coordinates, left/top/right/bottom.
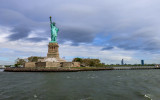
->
[[49, 16, 52, 24]]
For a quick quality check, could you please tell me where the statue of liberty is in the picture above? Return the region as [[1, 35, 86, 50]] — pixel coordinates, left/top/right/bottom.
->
[[49, 16, 59, 43]]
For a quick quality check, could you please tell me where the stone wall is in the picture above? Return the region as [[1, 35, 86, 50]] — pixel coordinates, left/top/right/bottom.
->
[[72, 62, 80, 67], [24, 62, 36, 67], [62, 62, 80, 67], [62, 62, 73, 67], [25, 62, 80, 68], [46, 62, 61, 67], [35, 62, 46, 68]]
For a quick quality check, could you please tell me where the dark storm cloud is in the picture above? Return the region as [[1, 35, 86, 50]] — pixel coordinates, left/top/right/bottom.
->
[[25, 37, 48, 42], [58, 26, 96, 45], [106, 31, 160, 52], [0, 8, 49, 42], [8, 26, 31, 41], [102, 46, 114, 50]]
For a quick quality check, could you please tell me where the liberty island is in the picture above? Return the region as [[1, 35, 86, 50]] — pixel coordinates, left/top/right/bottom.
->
[[4, 17, 160, 72], [4, 16, 113, 72]]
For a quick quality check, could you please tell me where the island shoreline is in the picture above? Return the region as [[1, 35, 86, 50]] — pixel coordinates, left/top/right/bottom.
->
[[4, 66, 160, 72]]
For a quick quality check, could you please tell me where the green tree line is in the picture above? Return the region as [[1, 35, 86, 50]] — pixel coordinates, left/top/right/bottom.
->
[[72, 57, 105, 67], [15, 56, 45, 66]]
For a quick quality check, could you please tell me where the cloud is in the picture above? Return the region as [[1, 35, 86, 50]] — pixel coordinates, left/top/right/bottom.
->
[[25, 37, 48, 42], [8, 26, 31, 41], [102, 46, 114, 50], [0, 8, 49, 42], [58, 25, 96, 45], [0, 0, 160, 64], [0, 26, 159, 65]]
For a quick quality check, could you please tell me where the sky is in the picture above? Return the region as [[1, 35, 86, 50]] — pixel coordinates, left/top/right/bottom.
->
[[0, 0, 160, 65]]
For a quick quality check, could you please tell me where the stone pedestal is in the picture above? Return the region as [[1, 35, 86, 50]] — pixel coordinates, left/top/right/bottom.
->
[[47, 43, 59, 58]]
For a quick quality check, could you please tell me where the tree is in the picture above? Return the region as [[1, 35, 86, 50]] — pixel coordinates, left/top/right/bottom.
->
[[72, 57, 103, 67], [28, 56, 44, 62], [72, 57, 83, 63], [15, 58, 26, 66]]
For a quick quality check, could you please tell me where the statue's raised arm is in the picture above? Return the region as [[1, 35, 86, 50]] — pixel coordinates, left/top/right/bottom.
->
[[49, 16, 52, 24]]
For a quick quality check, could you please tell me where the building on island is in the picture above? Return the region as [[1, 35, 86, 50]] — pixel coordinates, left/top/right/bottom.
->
[[121, 59, 124, 65], [141, 60, 144, 66]]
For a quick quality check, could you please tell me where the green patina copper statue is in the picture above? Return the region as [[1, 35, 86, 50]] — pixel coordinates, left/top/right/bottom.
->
[[49, 16, 59, 43]]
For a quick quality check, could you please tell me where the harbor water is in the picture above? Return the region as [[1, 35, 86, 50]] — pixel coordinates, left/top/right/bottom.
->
[[0, 70, 160, 100]]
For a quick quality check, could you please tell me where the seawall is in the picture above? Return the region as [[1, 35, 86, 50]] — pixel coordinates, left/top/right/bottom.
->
[[4, 66, 160, 72], [4, 67, 114, 72]]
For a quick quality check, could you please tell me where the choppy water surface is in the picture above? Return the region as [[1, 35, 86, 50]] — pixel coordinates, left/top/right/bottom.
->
[[0, 70, 160, 100]]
